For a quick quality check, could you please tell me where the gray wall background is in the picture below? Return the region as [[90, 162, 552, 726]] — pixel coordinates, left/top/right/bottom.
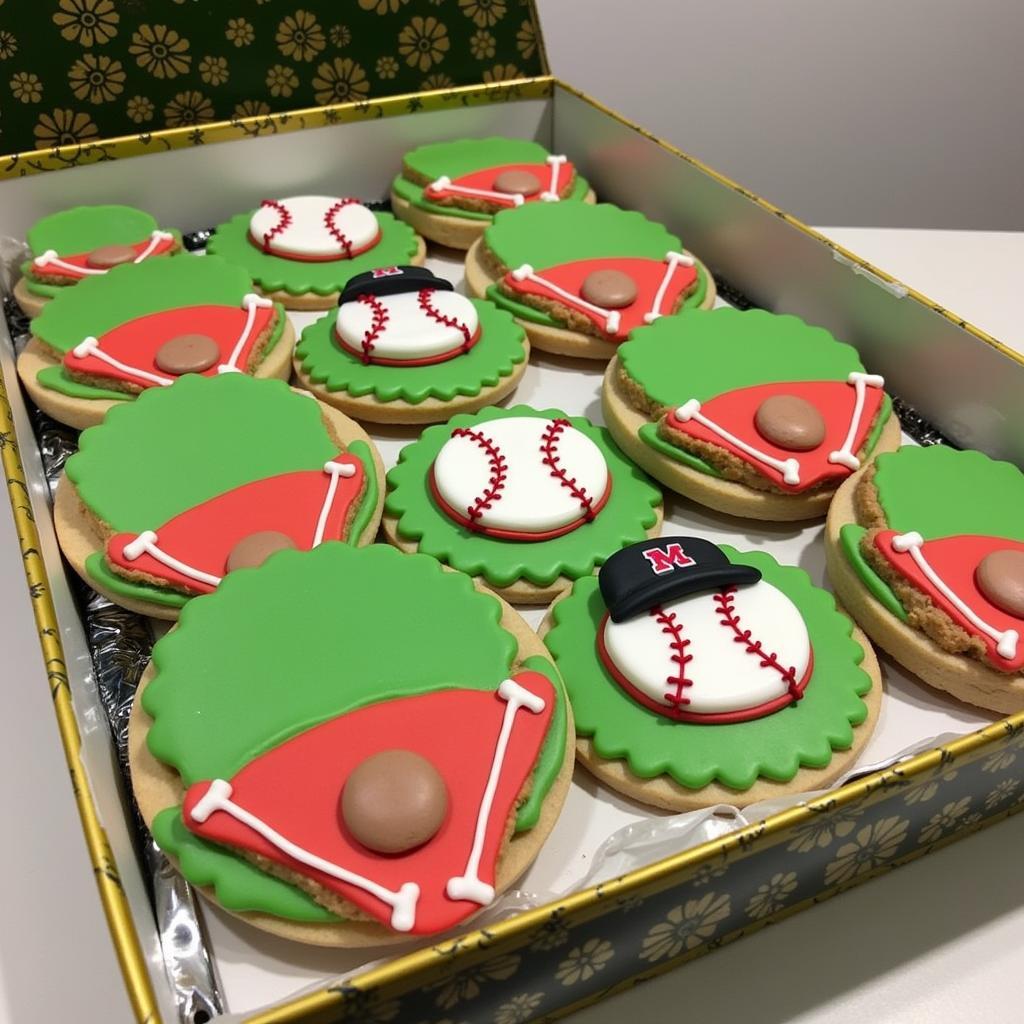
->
[[537, 0, 1023, 229]]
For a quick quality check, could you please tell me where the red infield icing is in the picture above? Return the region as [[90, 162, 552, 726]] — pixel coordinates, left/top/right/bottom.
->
[[32, 234, 177, 279], [425, 160, 575, 207]]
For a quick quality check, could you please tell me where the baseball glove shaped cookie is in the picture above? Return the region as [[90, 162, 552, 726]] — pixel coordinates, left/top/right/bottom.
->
[[390, 136, 595, 249], [14, 204, 181, 318], [464, 202, 715, 360], [207, 195, 425, 310], [384, 405, 663, 603], [54, 373, 384, 619], [604, 309, 901, 520], [827, 445, 1024, 714], [294, 265, 528, 424], [544, 537, 881, 810], [130, 543, 574, 945], [17, 255, 294, 430]]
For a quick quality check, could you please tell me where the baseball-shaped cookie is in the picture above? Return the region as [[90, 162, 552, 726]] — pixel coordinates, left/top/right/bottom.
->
[[604, 309, 901, 520], [54, 373, 384, 619], [16, 255, 294, 430], [130, 543, 574, 945], [827, 445, 1024, 714], [294, 265, 528, 424], [464, 202, 715, 360], [14, 204, 181, 318], [207, 195, 425, 310], [543, 537, 882, 810], [384, 405, 663, 604], [390, 136, 595, 250]]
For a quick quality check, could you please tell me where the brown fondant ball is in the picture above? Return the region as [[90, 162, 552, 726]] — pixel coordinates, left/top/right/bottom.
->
[[976, 550, 1024, 618], [85, 244, 138, 269], [580, 269, 638, 309], [224, 531, 296, 573], [155, 333, 221, 375], [341, 750, 448, 854], [754, 395, 827, 451], [493, 169, 542, 197]]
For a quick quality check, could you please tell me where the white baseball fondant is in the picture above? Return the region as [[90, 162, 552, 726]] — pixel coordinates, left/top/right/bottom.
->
[[601, 581, 811, 716], [433, 417, 609, 535], [335, 289, 479, 361], [248, 196, 379, 260]]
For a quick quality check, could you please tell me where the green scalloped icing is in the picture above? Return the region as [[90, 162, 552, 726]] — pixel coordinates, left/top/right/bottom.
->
[[206, 209, 420, 297], [385, 405, 662, 589], [638, 422, 721, 477], [83, 439, 379, 608], [546, 547, 872, 792], [872, 446, 1024, 541], [295, 298, 527, 405], [839, 524, 907, 621], [152, 807, 342, 923]]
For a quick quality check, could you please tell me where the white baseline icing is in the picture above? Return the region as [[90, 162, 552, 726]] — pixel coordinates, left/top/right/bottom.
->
[[540, 154, 568, 202], [891, 532, 1019, 660], [675, 399, 801, 486], [447, 678, 546, 905], [643, 251, 697, 324], [432, 416, 609, 534], [311, 459, 357, 547], [427, 175, 525, 207], [121, 529, 223, 588], [71, 336, 175, 388], [335, 289, 479, 361], [510, 264, 621, 334], [33, 230, 174, 276], [602, 581, 810, 715], [219, 292, 275, 375], [249, 196, 379, 260], [190, 779, 420, 932], [828, 372, 886, 471], [133, 230, 175, 263]]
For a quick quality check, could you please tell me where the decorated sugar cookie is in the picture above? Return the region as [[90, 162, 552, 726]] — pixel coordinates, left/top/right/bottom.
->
[[294, 265, 528, 424], [827, 445, 1024, 714], [54, 374, 384, 619], [384, 405, 663, 604], [16, 256, 294, 430], [207, 195, 425, 310], [604, 309, 901, 520], [14, 204, 181, 318], [129, 543, 573, 944], [390, 137, 595, 250], [543, 537, 881, 810], [464, 202, 715, 360]]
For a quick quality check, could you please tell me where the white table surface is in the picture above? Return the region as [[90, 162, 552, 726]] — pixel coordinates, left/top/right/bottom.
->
[[2, 227, 1022, 1024]]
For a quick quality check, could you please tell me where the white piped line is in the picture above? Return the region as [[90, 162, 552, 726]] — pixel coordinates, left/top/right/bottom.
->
[[446, 678, 546, 907], [540, 154, 568, 202], [121, 529, 222, 588], [71, 336, 175, 388], [219, 292, 275, 375], [891, 532, 1019, 661], [133, 229, 175, 263], [827, 372, 886, 471], [674, 398, 801, 486], [189, 779, 420, 932], [311, 459, 357, 547], [510, 264, 621, 334], [643, 251, 697, 324], [426, 175, 525, 207]]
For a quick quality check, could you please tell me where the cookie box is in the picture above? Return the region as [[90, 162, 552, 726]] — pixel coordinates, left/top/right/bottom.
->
[[3, 76, 1024, 1024]]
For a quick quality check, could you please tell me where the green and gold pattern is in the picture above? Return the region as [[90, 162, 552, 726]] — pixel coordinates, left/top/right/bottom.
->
[[0, 0, 546, 161]]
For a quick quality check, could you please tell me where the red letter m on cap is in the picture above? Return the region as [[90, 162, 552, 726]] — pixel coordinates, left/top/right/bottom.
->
[[642, 543, 695, 576]]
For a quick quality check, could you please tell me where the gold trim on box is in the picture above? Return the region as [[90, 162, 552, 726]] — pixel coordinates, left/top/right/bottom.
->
[[0, 78, 556, 182]]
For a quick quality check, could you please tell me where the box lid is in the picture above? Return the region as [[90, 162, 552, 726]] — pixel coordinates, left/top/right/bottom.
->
[[0, 0, 547, 162]]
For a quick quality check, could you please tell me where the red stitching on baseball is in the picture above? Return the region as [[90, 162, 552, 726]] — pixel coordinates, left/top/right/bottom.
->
[[259, 199, 292, 253], [540, 418, 595, 520], [323, 197, 360, 258], [452, 427, 507, 528], [417, 289, 473, 350], [355, 293, 389, 364], [650, 606, 693, 708], [714, 586, 801, 699]]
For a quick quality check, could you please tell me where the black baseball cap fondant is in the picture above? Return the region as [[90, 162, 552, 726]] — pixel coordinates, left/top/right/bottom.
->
[[599, 536, 762, 622], [339, 265, 453, 305]]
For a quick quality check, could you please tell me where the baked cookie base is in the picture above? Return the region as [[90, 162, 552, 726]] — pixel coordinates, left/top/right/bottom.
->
[[540, 599, 883, 811], [16, 318, 297, 432], [128, 589, 576, 947], [601, 355, 904, 521], [13, 275, 57, 320], [391, 188, 597, 252], [464, 237, 717, 361], [258, 236, 427, 311], [292, 344, 530, 425], [52, 392, 386, 620], [825, 466, 1024, 715], [381, 507, 664, 606]]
